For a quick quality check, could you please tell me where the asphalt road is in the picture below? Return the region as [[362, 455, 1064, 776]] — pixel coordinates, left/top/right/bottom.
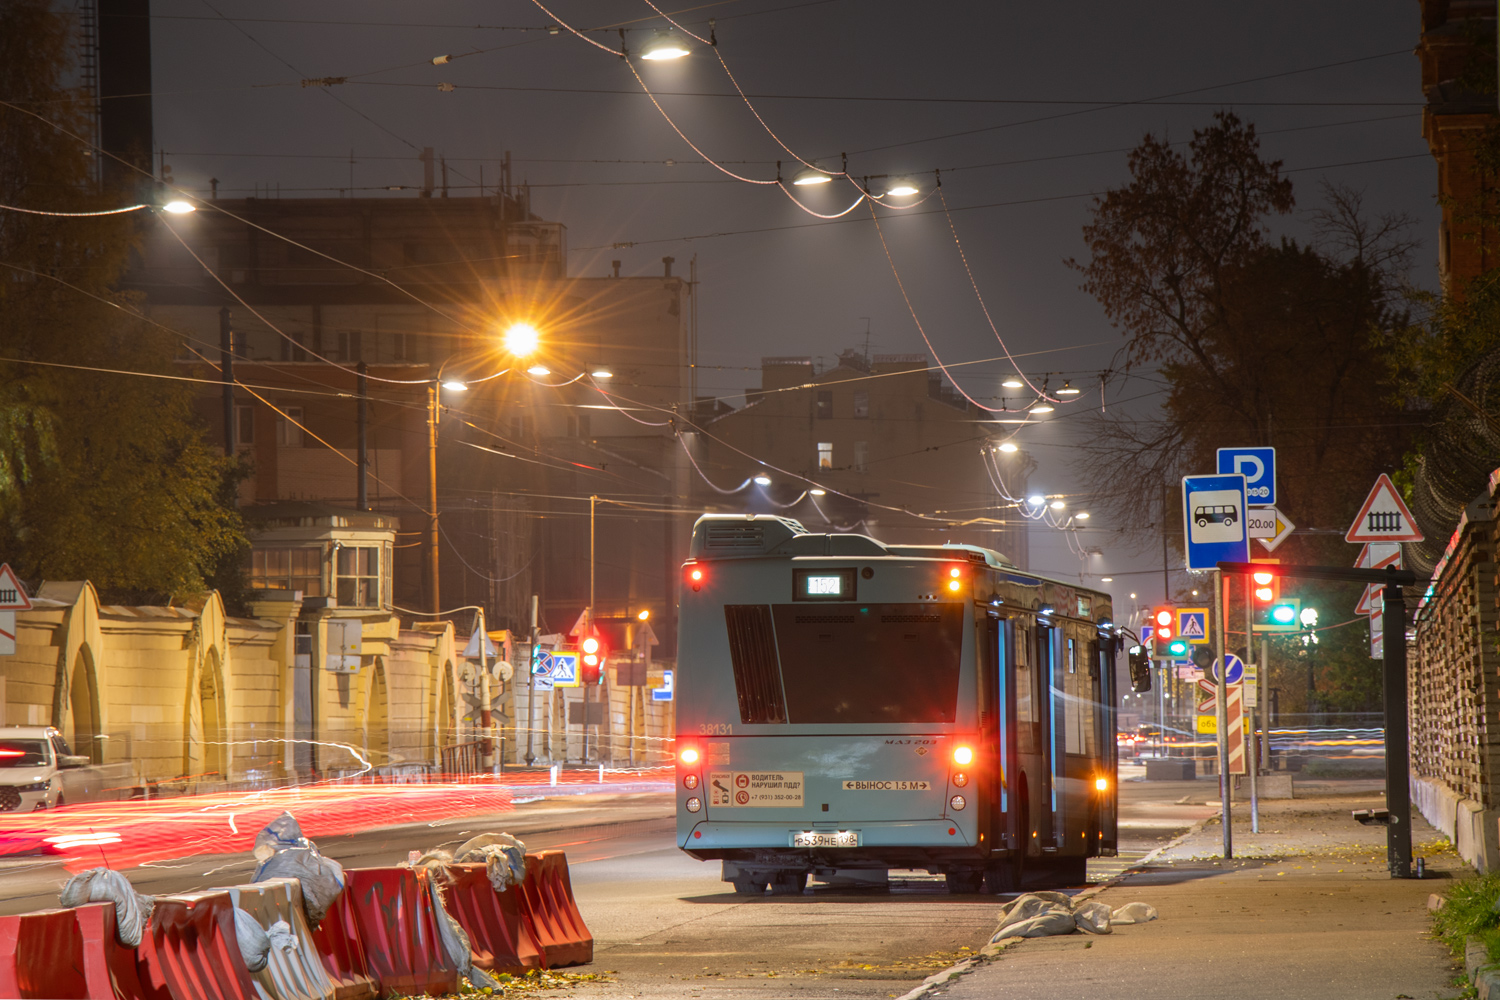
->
[[0, 774, 1223, 998]]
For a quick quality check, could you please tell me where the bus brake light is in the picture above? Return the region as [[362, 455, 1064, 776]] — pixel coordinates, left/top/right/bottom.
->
[[952, 745, 973, 766], [679, 747, 700, 765], [686, 565, 704, 591]]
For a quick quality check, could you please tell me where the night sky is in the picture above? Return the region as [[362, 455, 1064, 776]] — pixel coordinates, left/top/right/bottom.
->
[[146, 0, 1433, 609]]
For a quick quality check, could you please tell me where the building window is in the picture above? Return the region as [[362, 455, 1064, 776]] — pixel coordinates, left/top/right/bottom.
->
[[336, 330, 362, 362], [817, 442, 833, 469], [392, 331, 408, 361], [250, 547, 324, 597], [277, 406, 304, 447], [853, 390, 869, 419], [816, 390, 833, 419], [280, 332, 307, 363], [336, 546, 382, 608], [854, 440, 868, 472], [235, 404, 255, 445]]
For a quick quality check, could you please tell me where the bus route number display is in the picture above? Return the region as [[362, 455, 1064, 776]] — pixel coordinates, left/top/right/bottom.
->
[[793, 568, 856, 602], [708, 771, 805, 807]]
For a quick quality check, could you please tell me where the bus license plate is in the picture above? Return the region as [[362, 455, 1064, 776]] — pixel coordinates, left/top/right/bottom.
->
[[792, 830, 859, 848]]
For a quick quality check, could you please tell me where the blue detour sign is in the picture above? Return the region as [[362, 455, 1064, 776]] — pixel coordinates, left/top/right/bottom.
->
[[1183, 474, 1249, 571], [1217, 447, 1276, 506]]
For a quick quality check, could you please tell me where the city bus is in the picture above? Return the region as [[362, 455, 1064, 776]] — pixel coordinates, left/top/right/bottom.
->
[[674, 514, 1120, 894]]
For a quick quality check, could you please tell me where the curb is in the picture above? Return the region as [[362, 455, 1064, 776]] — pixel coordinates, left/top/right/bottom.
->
[[1465, 937, 1500, 998], [889, 812, 1223, 1000]]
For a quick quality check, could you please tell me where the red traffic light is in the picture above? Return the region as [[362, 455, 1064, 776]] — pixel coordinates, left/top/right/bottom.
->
[[1151, 606, 1175, 641]]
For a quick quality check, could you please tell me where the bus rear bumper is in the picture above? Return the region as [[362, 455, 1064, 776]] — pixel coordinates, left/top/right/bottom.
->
[[679, 818, 976, 856]]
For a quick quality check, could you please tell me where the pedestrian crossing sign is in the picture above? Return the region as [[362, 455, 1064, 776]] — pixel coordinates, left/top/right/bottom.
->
[[1177, 608, 1209, 644]]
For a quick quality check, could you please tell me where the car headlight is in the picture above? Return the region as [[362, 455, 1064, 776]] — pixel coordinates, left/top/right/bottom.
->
[[14, 781, 49, 792]]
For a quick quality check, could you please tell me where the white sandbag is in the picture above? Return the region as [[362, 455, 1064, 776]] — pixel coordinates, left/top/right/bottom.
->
[[252, 813, 345, 928], [59, 867, 156, 948], [234, 907, 271, 973], [994, 911, 1077, 940], [996, 892, 1073, 932], [1111, 902, 1159, 924], [1074, 900, 1114, 934], [453, 832, 528, 891]]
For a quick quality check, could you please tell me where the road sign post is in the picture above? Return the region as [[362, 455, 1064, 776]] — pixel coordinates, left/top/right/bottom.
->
[[1214, 571, 1232, 859]]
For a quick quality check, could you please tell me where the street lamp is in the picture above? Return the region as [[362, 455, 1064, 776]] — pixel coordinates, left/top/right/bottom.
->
[[792, 168, 832, 186], [884, 178, 919, 197], [640, 30, 691, 60], [161, 200, 196, 214], [753, 474, 772, 486], [503, 321, 540, 358]]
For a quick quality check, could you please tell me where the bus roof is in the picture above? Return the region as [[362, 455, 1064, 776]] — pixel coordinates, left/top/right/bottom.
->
[[688, 514, 1016, 569]]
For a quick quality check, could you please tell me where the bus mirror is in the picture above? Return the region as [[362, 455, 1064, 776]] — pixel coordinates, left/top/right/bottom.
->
[[1127, 644, 1152, 693]]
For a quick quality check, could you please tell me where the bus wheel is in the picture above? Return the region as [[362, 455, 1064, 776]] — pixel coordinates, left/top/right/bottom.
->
[[768, 871, 807, 895], [946, 869, 984, 894], [732, 875, 769, 895], [983, 853, 1023, 894]]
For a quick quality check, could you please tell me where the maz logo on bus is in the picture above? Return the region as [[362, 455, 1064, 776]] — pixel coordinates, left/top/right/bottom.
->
[[884, 739, 938, 745]]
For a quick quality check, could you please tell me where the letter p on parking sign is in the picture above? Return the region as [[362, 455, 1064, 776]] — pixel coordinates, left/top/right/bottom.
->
[[1217, 447, 1276, 506]]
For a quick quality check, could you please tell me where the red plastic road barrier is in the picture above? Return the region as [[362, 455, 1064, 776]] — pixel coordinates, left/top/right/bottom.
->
[[304, 893, 378, 1000], [438, 864, 542, 976], [517, 851, 593, 968], [138, 891, 259, 1000], [333, 868, 457, 997], [0, 902, 145, 999]]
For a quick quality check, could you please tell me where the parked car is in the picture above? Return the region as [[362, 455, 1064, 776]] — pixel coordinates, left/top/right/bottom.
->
[[0, 726, 89, 812]]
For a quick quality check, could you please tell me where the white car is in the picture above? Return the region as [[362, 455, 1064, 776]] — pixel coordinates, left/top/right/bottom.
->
[[0, 726, 89, 813]]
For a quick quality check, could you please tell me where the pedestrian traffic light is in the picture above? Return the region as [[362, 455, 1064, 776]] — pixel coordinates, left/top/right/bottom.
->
[[1150, 606, 1179, 658]]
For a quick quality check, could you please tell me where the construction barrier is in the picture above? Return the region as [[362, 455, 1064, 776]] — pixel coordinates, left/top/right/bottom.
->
[[437, 864, 543, 976], [517, 851, 594, 968], [228, 879, 339, 1000], [0, 902, 144, 999], [327, 867, 458, 998], [303, 900, 378, 1000], [137, 891, 259, 1000]]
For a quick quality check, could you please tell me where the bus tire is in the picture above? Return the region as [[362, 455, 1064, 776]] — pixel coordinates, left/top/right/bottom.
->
[[946, 869, 984, 894], [1033, 855, 1087, 888], [732, 876, 769, 895], [983, 853, 1023, 894], [769, 871, 807, 895]]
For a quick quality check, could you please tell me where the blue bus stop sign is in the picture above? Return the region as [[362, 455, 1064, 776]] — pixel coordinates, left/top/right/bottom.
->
[[1182, 474, 1249, 571]]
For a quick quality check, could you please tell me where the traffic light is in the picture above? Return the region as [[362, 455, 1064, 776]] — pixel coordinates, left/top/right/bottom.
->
[[1253, 595, 1301, 633], [1150, 606, 1180, 658], [580, 634, 607, 684], [1127, 644, 1152, 693], [1252, 568, 1278, 606]]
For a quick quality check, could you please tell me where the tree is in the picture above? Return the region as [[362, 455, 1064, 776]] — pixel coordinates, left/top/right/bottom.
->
[[0, 1, 244, 603], [1068, 113, 1419, 567]]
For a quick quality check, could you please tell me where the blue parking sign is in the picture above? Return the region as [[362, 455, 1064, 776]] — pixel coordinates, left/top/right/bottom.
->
[[1183, 474, 1249, 571], [1217, 447, 1276, 506]]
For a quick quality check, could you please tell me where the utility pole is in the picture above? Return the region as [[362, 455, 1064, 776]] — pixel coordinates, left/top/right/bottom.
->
[[585, 494, 597, 762], [1215, 570, 1232, 858], [1161, 484, 1171, 601], [218, 308, 235, 462], [356, 362, 368, 510], [427, 384, 440, 615]]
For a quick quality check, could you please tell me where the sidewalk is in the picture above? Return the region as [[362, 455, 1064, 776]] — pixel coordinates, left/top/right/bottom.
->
[[940, 793, 1465, 1000]]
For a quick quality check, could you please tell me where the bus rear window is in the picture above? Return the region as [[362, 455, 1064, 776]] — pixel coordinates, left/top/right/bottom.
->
[[771, 603, 963, 724]]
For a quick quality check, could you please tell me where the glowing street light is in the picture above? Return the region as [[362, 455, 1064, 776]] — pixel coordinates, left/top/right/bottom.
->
[[1001, 377, 1023, 389], [1049, 499, 1065, 510], [1027, 494, 1045, 506], [753, 474, 772, 486], [1057, 381, 1081, 395], [526, 365, 552, 376], [161, 199, 196, 214], [884, 179, 919, 197], [1076, 511, 1090, 520], [440, 379, 469, 391], [1031, 402, 1055, 414], [792, 168, 832, 186], [640, 30, 690, 60], [591, 367, 614, 379], [997, 442, 1019, 453], [809, 488, 826, 496], [503, 322, 540, 357]]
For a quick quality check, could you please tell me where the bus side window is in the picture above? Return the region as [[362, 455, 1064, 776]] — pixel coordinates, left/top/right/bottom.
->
[[1065, 637, 1085, 754], [1015, 623, 1036, 753]]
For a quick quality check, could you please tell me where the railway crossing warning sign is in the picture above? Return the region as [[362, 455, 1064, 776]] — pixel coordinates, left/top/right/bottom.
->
[[1345, 474, 1423, 544], [0, 564, 31, 657]]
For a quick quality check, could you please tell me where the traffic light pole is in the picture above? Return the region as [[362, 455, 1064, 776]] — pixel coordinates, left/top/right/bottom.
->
[[1219, 560, 1421, 878], [1245, 570, 1259, 834]]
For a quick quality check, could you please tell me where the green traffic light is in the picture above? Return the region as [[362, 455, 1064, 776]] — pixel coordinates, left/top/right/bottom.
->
[[1167, 639, 1189, 657], [1270, 603, 1297, 625]]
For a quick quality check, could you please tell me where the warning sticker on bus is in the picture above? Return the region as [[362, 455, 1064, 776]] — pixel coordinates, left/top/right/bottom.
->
[[708, 771, 805, 807], [840, 780, 932, 791]]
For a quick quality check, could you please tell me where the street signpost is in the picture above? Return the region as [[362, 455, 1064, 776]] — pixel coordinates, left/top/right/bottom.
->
[[1246, 507, 1281, 538], [1217, 447, 1277, 506], [1183, 474, 1250, 570], [1345, 474, 1424, 544], [1212, 652, 1245, 685], [652, 669, 674, 702]]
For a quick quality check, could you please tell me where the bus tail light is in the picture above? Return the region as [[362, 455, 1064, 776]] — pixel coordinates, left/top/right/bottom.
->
[[952, 745, 973, 766], [685, 564, 705, 591], [680, 746, 700, 765]]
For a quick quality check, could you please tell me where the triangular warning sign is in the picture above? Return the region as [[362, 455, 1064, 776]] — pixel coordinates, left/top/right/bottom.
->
[[1354, 583, 1380, 617], [1345, 474, 1423, 544], [0, 563, 32, 610]]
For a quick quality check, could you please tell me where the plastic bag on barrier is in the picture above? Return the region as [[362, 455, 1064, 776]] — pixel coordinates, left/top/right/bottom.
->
[[251, 812, 345, 927], [59, 867, 156, 948], [453, 832, 528, 891], [423, 865, 502, 992], [233, 908, 298, 973]]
